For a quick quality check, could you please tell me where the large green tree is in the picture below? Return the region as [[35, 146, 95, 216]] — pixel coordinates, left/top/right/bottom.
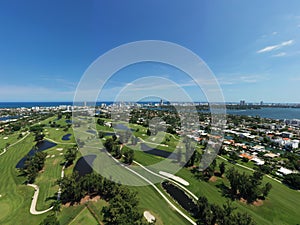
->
[[64, 147, 77, 167]]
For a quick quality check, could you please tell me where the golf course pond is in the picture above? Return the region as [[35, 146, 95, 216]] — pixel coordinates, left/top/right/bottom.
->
[[16, 140, 57, 169], [73, 155, 96, 177], [113, 123, 135, 131], [65, 119, 72, 124], [62, 134, 71, 141], [162, 181, 197, 216]]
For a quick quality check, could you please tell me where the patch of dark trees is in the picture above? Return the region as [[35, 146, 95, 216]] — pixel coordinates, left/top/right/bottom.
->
[[283, 173, 300, 190], [57, 172, 149, 225], [220, 168, 272, 203], [195, 196, 256, 225], [104, 137, 134, 164], [20, 151, 47, 183]]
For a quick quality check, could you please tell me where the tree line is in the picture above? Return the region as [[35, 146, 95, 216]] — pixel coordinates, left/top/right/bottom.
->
[[104, 137, 134, 164], [21, 151, 47, 183], [196, 196, 256, 225], [226, 168, 272, 203]]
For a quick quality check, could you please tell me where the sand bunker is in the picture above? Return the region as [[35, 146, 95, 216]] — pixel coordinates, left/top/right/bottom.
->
[[143, 211, 155, 223], [159, 171, 189, 186]]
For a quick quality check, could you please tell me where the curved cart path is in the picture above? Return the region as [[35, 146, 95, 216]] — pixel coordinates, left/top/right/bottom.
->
[[27, 162, 66, 215], [27, 184, 53, 215]]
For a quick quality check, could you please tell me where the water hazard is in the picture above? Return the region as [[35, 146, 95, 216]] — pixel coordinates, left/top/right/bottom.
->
[[162, 181, 198, 216], [73, 155, 96, 177], [16, 140, 57, 168], [62, 134, 71, 140]]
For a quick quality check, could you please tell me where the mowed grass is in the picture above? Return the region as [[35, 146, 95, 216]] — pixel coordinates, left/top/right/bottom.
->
[[35, 146, 66, 210], [0, 131, 23, 150], [41, 116, 76, 144], [87, 199, 108, 222], [68, 207, 98, 225], [58, 205, 86, 225], [0, 134, 48, 225], [133, 148, 164, 166], [45, 127, 75, 143]]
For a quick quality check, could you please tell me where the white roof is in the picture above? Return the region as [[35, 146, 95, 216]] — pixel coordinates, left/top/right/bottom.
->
[[278, 167, 293, 175], [251, 157, 265, 165], [264, 153, 278, 158]]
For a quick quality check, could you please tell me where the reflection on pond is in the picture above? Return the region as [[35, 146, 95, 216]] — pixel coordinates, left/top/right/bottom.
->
[[73, 155, 96, 177], [113, 123, 134, 131], [62, 134, 71, 141], [65, 119, 72, 124], [140, 143, 177, 159], [86, 129, 97, 134], [162, 181, 197, 216], [16, 140, 57, 169]]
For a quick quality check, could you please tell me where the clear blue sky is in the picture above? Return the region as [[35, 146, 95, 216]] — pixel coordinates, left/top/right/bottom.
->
[[0, 0, 300, 103]]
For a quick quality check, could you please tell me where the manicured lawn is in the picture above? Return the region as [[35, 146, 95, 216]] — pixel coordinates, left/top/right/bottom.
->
[[44, 127, 76, 144], [58, 205, 86, 225], [133, 148, 164, 165], [68, 207, 99, 225], [0, 131, 23, 150], [0, 134, 48, 225], [35, 146, 65, 210], [87, 199, 108, 222]]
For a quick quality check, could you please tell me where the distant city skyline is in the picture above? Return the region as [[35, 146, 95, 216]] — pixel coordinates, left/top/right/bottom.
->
[[0, 1, 300, 103]]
